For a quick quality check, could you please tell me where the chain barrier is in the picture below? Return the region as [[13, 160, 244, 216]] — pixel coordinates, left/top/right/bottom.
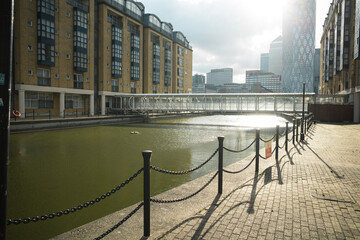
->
[[259, 154, 267, 160], [259, 134, 276, 143], [94, 202, 144, 240], [7, 168, 144, 225], [278, 140, 286, 149], [287, 134, 294, 142], [150, 149, 218, 175], [150, 172, 218, 204], [271, 147, 276, 154], [223, 156, 256, 174], [223, 139, 256, 153]]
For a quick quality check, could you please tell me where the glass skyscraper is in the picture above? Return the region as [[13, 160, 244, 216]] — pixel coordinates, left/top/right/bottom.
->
[[282, 0, 316, 93]]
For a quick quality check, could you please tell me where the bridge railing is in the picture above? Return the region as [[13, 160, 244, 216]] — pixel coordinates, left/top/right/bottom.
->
[[7, 115, 315, 239], [116, 93, 350, 114]]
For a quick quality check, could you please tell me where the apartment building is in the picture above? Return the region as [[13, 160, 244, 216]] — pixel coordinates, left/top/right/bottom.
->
[[320, 0, 360, 95], [13, 0, 193, 117]]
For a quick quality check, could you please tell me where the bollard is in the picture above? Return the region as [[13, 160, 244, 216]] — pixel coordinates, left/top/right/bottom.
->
[[142, 150, 152, 237], [49, 110, 51, 120], [296, 118, 299, 143], [285, 122, 289, 152], [255, 129, 260, 173], [304, 118, 307, 135], [33, 109, 35, 120], [275, 125, 279, 162], [218, 137, 224, 195], [292, 120, 295, 145]]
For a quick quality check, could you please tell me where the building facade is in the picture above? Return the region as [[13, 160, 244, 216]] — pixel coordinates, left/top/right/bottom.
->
[[260, 53, 269, 72], [282, 0, 316, 93], [269, 36, 282, 76], [13, 0, 192, 117], [245, 70, 281, 93], [192, 74, 206, 93], [206, 68, 233, 86], [320, 0, 360, 95]]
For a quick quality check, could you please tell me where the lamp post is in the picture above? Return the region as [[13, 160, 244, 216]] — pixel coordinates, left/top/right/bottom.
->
[[301, 83, 305, 141]]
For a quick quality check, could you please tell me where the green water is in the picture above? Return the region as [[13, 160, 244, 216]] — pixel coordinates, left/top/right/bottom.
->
[[7, 115, 286, 239]]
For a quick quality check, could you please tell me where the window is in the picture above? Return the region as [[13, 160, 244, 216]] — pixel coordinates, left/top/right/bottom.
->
[[153, 44, 160, 84], [37, 18, 55, 40], [28, 20, 32, 26], [54, 73, 59, 79], [65, 94, 84, 109], [152, 85, 157, 93], [66, 54, 71, 59], [74, 74, 83, 89], [126, 1, 142, 17], [112, 25, 122, 77], [177, 78, 183, 87], [177, 68, 183, 77], [28, 45, 33, 51], [25, 91, 53, 109], [73, 8, 88, 72], [130, 34, 140, 80], [112, 97, 121, 109], [112, 79, 119, 92], [37, 42, 55, 65], [177, 57, 183, 66], [37, 68, 51, 86], [28, 70, 33, 75], [131, 82, 136, 93], [177, 46, 183, 56]]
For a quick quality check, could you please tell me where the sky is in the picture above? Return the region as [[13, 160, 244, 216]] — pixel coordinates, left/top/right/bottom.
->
[[140, 0, 332, 83]]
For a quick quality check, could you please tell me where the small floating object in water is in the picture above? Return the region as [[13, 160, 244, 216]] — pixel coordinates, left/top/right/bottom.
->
[[130, 131, 139, 134]]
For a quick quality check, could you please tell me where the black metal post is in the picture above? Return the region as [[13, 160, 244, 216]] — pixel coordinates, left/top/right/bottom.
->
[[292, 120, 295, 145], [304, 118, 307, 135], [296, 118, 299, 143], [142, 150, 151, 238], [49, 109, 51, 120], [285, 122, 289, 152], [275, 125, 279, 161], [301, 83, 305, 141], [76, 109, 78, 118], [33, 109, 35, 120], [64, 110, 65, 119], [0, 1, 14, 238], [255, 129, 260, 173], [218, 136, 224, 195]]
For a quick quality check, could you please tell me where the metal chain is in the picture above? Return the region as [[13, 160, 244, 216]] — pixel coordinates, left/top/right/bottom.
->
[[223, 156, 256, 174], [223, 139, 256, 153], [278, 140, 286, 149], [150, 149, 218, 175], [259, 154, 267, 160], [150, 172, 218, 203], [287, 134, 294, 142], [271, 147, 276, 154], [7, 168, 144, 225], [94, 202, 144, 240], [259, 134, 276, 143]]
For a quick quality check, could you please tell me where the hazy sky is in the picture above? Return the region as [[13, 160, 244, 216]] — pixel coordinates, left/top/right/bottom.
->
[[140, 0, 332, 83]]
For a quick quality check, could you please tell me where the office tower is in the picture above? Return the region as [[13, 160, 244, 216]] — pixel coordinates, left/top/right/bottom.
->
[[192, 74, 206, 93], [314, 48, 320, 94], [206, 68, 233, 86], [269, 36, 282, 75], [282, 0, 316, 93], [260, 53, 269, 72], [245, 70, 281, 93]]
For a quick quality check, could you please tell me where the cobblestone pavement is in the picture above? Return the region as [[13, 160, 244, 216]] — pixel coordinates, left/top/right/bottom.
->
[[156, 123, 360, 240]]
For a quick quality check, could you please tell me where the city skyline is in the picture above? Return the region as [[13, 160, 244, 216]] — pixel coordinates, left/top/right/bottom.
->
[[140, 0, 332, 83]]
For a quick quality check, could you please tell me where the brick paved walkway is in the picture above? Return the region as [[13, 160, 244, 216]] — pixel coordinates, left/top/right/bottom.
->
[[155, 123, 360, 240]]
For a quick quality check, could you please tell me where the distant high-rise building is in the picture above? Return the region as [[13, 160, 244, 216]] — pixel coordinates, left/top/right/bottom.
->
[[313, 48, 320, 94], [282, 0, 316, 93], [246, 70, 281, 93], [206, 68, 233, 86], [260, 53, 269, 72], [192, 74, 206, 93], [269, 36, 282, 75]]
